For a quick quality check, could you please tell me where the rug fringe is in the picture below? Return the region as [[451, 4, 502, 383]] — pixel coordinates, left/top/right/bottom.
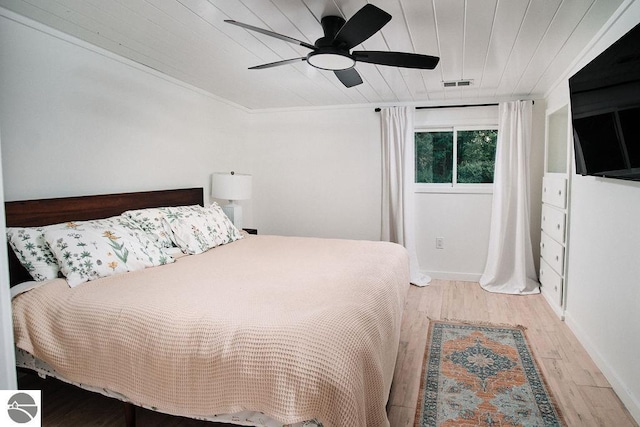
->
[[436, 317, 528, 331]]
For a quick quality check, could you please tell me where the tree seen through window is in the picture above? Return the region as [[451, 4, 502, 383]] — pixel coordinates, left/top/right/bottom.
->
[[415, 129, 497, 184], [457, 130, 498, 183]]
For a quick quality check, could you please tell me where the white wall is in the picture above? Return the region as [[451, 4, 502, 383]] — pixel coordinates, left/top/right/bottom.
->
[[567, 176, 640, 417], [548, 1, 640, 421], [0, 10, 248, 203], [414, 193, 492, 280], [243, 108, 381, 240], [0, 127, 17, 390]]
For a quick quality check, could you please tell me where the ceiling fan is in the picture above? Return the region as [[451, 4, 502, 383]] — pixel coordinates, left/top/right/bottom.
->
[[225, 4, 439, 88]]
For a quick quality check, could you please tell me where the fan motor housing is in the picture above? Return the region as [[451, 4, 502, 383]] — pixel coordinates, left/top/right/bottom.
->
[[317, 15, 347, 48]]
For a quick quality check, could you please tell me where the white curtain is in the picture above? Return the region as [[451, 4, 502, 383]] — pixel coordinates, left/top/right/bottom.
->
[[381, 106, 431, 287], [480, 100, 539, 294]]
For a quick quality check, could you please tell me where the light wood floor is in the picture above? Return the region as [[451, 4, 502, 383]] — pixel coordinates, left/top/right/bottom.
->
[[19, 280, 637, 426], [388, 280, 637, 426]]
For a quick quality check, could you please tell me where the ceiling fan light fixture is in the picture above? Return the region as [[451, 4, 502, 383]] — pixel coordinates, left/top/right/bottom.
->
[[307, 51, 355, 71]]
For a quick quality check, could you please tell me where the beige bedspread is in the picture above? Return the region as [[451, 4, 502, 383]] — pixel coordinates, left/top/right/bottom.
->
[[12, 235, 409, 427]]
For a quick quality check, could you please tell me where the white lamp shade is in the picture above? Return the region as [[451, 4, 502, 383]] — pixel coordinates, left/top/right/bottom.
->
[[211, 172, 252, 201]]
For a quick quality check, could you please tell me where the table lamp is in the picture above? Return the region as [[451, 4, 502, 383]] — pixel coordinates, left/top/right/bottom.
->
[[211, 171, 252, 229]]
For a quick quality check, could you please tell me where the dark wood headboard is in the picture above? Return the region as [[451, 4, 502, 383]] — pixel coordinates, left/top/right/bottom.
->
[[5, 187, 204, 286]]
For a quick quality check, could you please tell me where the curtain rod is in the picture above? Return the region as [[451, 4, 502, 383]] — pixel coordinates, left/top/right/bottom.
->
[[374, 100, 533, 112]]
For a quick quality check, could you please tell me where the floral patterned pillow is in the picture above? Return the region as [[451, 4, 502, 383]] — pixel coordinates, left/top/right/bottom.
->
[[207, 202, 244, 242], [43, 216, 174, 287], [122, 208, 176, 248], [7, 226, 65, 281], [161, 204, 243, 254]]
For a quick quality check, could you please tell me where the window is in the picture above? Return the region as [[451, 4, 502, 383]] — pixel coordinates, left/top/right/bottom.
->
[[415, 127, 498, 192]]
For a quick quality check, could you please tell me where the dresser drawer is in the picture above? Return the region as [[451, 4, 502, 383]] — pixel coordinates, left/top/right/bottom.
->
[[540, 232, 564, 275], [541, 204, 566, 243], [542, 176, 567, 209], [539, 258, 563, 306]]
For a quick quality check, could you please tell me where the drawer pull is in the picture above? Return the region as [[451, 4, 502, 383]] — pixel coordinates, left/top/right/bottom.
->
[[541, 243, 545, 248], [544, 187, 547, 193], [554, 285, 558, 291], [558, 190, 562, 196], [555, 255, 559, 261], [557, 224, 561, 230]]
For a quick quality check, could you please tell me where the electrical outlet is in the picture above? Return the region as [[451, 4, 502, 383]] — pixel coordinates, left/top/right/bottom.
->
[[436, 237, 444, 249]]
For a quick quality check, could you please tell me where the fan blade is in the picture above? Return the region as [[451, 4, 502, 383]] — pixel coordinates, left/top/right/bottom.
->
[[225, 20, 316, 50], [249, 58, 306, 69], [353, 51, 440, 69], [334, 68, 363, 88], [334, 4, 391, 49]]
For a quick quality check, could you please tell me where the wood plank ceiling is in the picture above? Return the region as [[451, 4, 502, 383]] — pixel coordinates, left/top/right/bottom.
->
[[0, 0, 626, 110]]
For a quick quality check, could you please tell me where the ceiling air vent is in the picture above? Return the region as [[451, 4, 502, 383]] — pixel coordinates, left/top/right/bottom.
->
[[443, 79, 473, 87]]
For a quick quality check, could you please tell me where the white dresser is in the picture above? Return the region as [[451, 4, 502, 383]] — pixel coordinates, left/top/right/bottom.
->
[[540, 104, 571, 317], [540, 175, 567, 310]]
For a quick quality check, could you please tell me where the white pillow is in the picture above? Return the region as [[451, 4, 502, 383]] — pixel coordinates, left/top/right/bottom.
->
[[44, 216, 174, 287], [161, 204, 242, 254], [122, 208, 176, 248], [7, 224, 76, 281]]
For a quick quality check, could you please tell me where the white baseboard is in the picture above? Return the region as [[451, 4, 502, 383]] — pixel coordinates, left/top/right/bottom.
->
[[540, 288, 565, 320], [564, 311, 640, 424], [424, 271, 482, 282]]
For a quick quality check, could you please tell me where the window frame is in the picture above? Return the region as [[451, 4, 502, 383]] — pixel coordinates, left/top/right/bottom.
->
[[414, 124, 498, 194]]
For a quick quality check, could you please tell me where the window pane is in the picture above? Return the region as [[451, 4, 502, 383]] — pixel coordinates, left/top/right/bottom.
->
[[457, 130, 497, 183], [415, 131, 453, 183]]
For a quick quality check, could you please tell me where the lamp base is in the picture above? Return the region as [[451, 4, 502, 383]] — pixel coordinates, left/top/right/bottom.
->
[[220, 201, 243, 230]]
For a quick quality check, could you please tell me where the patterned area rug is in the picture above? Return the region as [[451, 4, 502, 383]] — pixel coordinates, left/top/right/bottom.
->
[[415, 321, 565, 427]]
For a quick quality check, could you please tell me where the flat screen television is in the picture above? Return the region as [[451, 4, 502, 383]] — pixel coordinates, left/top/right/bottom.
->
[[569, 22, 640, 181]]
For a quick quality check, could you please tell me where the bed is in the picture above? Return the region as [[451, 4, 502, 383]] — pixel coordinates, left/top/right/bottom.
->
[[6, 188, 410, 427]]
